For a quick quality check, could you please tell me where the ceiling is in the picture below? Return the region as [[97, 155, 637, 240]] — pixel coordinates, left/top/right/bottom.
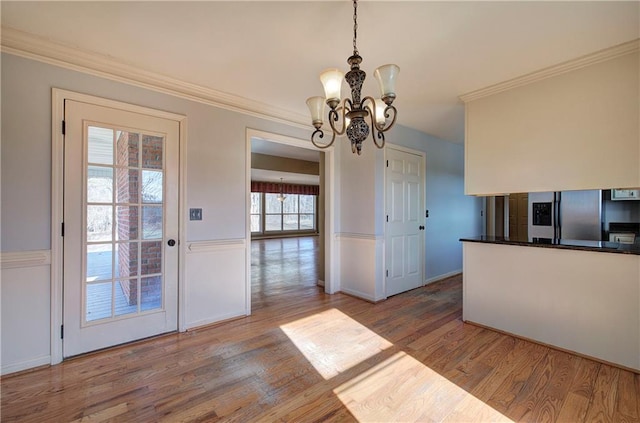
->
[[1, 1, 638, 144]]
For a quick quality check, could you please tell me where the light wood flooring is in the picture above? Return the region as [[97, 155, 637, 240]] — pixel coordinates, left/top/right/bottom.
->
[[1, 236, 638, 422]]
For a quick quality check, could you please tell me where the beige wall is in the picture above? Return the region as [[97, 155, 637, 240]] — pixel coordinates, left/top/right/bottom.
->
[[251, 153, 319, 175], [464, 50, 639, 195]]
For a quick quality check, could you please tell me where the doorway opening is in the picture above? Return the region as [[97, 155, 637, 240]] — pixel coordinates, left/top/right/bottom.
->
[[246, 129, 333, 312]]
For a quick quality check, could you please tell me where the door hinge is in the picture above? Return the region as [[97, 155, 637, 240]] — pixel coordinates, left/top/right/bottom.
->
[[60, 325, 64, 339], [386, 215, 389, 222], [61, 222, 64, 237], [386, 160, 389, 167], [386, 270, 389, 277], [62, 120, 66, 135]]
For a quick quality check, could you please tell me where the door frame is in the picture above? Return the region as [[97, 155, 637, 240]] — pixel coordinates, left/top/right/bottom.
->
[[51, 89, 187, 365], [244, 128, 337, 312], [383, 144, 426, 295]]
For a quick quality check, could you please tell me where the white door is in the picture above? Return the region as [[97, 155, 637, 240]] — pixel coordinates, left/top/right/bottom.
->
[[63, 100, 179, 357], [385, 148, 424, 297]]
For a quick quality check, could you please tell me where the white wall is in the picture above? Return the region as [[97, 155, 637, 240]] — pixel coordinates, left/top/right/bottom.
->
[[464, 50, 639, 195], [0, 53, 311, 374]]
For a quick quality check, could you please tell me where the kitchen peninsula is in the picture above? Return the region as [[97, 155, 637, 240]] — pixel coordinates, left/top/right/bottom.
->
[[460, 236, 640, 372]]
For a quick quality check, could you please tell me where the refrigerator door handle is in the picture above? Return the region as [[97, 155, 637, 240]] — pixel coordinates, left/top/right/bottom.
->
[[555, 192, 561, 239]]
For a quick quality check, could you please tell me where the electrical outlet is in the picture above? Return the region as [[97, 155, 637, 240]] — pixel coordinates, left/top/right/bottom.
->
[[190, 208, 202, 221]]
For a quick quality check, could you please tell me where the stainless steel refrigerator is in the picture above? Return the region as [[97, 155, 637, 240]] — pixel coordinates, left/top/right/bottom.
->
[[528, 190, 602, 240]]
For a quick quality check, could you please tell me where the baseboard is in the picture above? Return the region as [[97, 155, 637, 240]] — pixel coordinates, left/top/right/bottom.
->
[[425, 269, 462, 285], [185, 311, 248, 331], [317, 279, 325, 287], [2, 355, 51, 376], [340, 287, 379, 303]]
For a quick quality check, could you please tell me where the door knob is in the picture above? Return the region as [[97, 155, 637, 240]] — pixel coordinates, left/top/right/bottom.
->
[[419, 225, 425, 230], [167, 239, 176, 247]]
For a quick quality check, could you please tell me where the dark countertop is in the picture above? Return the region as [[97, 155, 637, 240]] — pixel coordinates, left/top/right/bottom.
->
[[460, 236, 640, 255]]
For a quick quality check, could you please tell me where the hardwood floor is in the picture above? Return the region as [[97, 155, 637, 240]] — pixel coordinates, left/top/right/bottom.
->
[[2, 236, 638, 422]]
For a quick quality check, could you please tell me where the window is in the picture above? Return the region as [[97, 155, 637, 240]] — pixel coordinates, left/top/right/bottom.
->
[[250, 193, 261, 233], [252, 193, 316, 234]]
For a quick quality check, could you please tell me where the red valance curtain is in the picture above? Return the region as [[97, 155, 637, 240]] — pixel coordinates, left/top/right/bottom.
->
[[251, 181, 319, 196]]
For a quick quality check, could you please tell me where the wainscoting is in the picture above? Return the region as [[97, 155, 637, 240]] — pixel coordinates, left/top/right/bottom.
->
[[1, 250, 52, 375], [184, 239, 248, 329], [336, 233, 385, 302]]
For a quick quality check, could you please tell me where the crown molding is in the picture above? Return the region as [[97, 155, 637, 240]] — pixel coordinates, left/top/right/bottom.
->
[[460, 39, 640, 103], [0, 27, 310, 130]]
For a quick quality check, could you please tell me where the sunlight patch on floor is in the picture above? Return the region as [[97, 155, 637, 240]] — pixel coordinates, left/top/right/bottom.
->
[[333, 351, 514, 422], [280, 308, 393, 379]]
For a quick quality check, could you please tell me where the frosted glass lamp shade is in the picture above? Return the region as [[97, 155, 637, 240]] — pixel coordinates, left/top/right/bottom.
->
[[320, 68, 344, 103], [374, 64, 400, 102], [374, 98, 387, 126], [306, 96, 325, 126]]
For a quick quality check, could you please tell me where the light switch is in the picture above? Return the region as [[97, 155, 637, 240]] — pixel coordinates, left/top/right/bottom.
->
[[190, 208, 202, 221]]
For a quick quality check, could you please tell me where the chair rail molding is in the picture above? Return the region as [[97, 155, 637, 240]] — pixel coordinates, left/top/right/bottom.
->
[[0, 250, 51, 269]]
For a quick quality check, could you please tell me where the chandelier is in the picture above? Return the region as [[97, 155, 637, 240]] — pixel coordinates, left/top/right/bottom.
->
[[306, 0, 399, 155], [277, 178, 286, 202]]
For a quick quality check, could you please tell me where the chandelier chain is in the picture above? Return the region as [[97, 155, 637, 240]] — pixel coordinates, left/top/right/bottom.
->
[[352, 0, 359, 56]]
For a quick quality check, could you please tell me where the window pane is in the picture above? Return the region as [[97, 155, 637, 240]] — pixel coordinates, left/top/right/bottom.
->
[[300, 195, 315, 213], [141, 241, 162, 275], [250, 193, 261, 214], [88, 126, 113, 165], [87, 166, 113, 203], [265, 215, 281, 231], [141, 276, 162, 311], [142, 135, 163, 169], [116, 206, 138, 241], [265, 194, 282, 213], [86, 281, 113, 321], [116, 131, 139, 167], [283, 214, 299, 231], [250, 215, 261, 233], [141, 170, 163, 203], [115, 280, 138, 317], [87, 244, 112, 282], [116, 168, 139, 204], [283, 195, 298, 214], [115, 242, 138, 278], [300, 214, 315, 230], [142, 206, 162, 239], [87, 205, 112, 242]]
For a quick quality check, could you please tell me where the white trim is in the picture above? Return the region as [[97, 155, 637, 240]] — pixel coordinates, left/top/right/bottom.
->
[[187, 239, 246, 253], [186, 311, 246, 331], [51, 88, 187, 366], [2, 27, 309, 130], [340, 287, 377, 303], [245, 128, 337, 294], [425, 270, 462, 285], [460, 39, 640, 103], [0, 250, 51, 269], [2, 355, 51, 376], [178, 118, 188, 332]]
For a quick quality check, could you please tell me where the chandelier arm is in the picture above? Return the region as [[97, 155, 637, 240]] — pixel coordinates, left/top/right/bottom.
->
[[363, 101, 386, 149], [362, 96, 398, 134], [380, 105, 398, 132], [310, 128, 336, 149], [328, 105, 348, 136]]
